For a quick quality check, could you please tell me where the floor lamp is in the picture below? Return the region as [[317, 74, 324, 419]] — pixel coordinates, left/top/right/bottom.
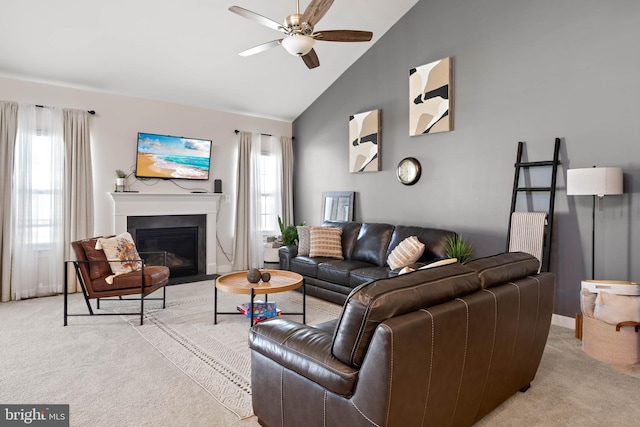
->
[[566, 166, 623, 280]]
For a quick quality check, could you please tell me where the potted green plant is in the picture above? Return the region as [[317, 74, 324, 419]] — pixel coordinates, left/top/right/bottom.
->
[[115, 169, 127, 192], [444, 234, 474, 263], [277, 216, 300, 246]]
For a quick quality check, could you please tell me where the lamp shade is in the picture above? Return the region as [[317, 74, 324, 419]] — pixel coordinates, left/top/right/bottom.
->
[[566, 167, 623, 196], [281, 35, 315, 56]]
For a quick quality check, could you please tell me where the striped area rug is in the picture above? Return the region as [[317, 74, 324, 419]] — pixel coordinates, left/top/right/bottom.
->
[[122, 285, 342, 419]]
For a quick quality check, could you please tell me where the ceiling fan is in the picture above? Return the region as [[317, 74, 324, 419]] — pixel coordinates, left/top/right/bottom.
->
[[229, 0, 373, 69]]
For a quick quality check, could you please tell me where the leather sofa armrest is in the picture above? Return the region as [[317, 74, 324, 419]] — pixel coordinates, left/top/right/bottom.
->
[[278, 245, 298, 270], [249, 318, 358, 396]]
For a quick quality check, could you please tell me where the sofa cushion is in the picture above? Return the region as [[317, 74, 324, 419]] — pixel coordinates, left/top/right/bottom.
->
[[309, 227, 343, 259], [318, 260, 372, 286], [350, 223, 394, 266], [290, 256, 323, 278], [348, 266, 391, 287], [387, 235, 425, 269], [322, 221, 362, 259], [464, 252, 540, 289], [332, 263, 481, 368]]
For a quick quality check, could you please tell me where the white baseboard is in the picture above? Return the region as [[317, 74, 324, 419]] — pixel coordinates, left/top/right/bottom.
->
[[217, 265, 233, 274], [552, 314, 575, 330]]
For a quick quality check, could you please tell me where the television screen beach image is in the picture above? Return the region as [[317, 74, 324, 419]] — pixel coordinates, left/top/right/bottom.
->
[[135, 132, 212, 180]]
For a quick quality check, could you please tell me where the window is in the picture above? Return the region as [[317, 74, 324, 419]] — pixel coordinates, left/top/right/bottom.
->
[[259, 149, 279, 235], [16, 133, 61, 246]]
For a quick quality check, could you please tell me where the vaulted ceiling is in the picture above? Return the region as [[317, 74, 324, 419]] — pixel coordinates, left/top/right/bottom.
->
[[0, 0, 418, 121]]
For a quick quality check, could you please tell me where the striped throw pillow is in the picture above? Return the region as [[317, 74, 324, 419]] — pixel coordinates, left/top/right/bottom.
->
[[387, 236, 425, 270], [309, 226, 343, 259]]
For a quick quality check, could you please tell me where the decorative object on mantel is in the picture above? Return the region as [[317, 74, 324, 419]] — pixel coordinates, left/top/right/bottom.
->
[[115, 169, 127, 192], [349, 109, 380, 172], [567, 166, 624, 280], [396, 157, 421, 185], [409, 56, 452, 136]]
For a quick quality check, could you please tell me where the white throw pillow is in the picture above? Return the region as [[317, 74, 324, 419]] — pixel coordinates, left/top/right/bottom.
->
[[387, 236, 425, 270], [593, 291, 640, 325], [96, 232, 142, 276], [418, 258, 458, 269]]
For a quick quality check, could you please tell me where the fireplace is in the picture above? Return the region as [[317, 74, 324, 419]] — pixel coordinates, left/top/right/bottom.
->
[[137, 226, 198, 277], [128, 214, 206, 278], [109, 192, 222, 275]]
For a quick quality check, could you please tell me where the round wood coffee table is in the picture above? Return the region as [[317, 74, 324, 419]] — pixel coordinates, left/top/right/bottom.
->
[[214, 270, 305, 326]]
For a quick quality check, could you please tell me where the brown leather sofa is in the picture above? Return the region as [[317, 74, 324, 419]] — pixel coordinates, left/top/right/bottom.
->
[[279, 221, 457, 305], [250, 252, 555, 427]]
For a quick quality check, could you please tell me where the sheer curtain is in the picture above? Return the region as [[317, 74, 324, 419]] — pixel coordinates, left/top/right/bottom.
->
[[0, 102, 18, 302], [11, 104, 65, 299]]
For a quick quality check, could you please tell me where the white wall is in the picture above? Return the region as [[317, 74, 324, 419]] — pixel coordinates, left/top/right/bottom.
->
[[0, 77, 292, 273]]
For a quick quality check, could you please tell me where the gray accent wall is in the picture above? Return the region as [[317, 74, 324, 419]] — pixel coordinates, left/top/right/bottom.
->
[[292, 0, 640, 317]]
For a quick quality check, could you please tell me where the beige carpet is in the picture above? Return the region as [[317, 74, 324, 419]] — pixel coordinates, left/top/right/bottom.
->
[[122, 288, 342, 419], [2, 281, 640, 426]]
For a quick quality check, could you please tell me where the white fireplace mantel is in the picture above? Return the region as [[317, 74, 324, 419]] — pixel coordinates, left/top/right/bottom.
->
[[109, 192, 222, 274]]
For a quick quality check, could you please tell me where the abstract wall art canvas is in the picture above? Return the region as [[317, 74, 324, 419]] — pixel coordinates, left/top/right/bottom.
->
[[409, 57, 452, 136], [349, 109, 381, 173]]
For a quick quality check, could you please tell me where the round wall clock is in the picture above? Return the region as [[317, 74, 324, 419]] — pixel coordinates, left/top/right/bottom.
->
[[397, 157, 421, 185]]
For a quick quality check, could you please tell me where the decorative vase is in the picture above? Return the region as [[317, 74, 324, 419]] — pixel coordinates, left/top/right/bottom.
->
[[247, 268, 261, 283], [116, 178, 125, 192]]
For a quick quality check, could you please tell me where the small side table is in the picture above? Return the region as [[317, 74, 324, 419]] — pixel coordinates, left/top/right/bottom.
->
[[214, 270, 305, 326]]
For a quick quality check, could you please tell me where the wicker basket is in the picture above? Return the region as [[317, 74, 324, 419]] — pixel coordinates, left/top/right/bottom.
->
[[583, 316, 640, 365]]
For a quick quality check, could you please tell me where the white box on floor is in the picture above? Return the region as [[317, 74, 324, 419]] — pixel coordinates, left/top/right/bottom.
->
[[581, 280, 640, 296]]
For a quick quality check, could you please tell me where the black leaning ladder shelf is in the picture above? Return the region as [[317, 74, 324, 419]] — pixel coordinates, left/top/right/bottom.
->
[[506, 137, 561, 272]]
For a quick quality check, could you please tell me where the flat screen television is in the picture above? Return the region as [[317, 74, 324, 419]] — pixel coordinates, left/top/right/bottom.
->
[[135, 132, 212, 180]]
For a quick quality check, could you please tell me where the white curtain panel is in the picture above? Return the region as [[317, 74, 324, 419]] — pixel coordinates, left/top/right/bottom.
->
[[12, 105, 65, 299], [0, 102, 18, 302], [248, 133, 265, 269]]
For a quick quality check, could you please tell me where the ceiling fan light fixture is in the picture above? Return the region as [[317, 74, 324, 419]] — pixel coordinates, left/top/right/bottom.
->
[[281, 34, 315, 57]]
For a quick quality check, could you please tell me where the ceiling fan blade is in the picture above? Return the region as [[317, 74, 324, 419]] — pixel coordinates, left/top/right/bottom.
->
[[239, 39, 282, 57], [302, 0, 335, 27], [313, 30, 373, 42], [302, 49, 320, 69], [228, 6, 283, 32]]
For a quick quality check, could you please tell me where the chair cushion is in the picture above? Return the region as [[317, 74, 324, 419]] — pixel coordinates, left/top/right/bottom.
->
[[332, 263, 481, 368], [90, 265, 170, 293], [464, 252, 540, 289], [97, 232, 142, 275], [309, 227, 343, 259], [80, 238, 112, 280]]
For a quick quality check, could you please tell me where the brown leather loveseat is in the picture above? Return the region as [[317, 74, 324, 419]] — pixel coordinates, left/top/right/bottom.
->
[[249, 252, 555, 426]]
